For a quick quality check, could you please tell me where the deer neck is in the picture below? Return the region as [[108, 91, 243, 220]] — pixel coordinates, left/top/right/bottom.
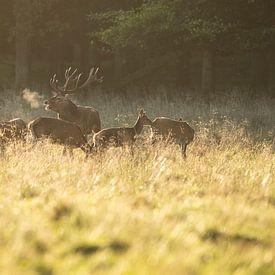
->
[[58, 102, 80, 122], [150, 119, 157, 128], [133, 117, 143, 135]]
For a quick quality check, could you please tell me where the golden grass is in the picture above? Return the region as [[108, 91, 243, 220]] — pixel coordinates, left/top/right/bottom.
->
[[0, 91, 274, 274]]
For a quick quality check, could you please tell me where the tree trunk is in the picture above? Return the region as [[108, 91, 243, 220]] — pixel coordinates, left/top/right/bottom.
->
[[114, 48, 124, 83], [267, 48, 275, 97], [180, 51, 191, 89], [81, 42, 96, 100], [49, 40, 63, 79], [113, 48, 127, 94], [15, 0, 31, 91], [73, 43, 82, 69], [252, 50, 268, 93], [80, 41, 90, 72], [201, 48, 215, 99]]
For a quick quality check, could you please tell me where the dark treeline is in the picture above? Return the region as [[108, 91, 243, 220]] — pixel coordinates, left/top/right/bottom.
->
[[0, 0, 274, 96]]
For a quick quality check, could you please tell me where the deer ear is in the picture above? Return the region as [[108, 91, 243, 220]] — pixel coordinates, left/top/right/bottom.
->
[[139, 108, 145, 115]]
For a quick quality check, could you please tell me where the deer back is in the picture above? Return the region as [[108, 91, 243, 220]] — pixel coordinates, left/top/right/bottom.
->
[[28, 117, 87, 147], [75, 106, 101, 135], [151, 117, 194, 143], [93, 109, 149, 149], [93, 127, 136, 148]]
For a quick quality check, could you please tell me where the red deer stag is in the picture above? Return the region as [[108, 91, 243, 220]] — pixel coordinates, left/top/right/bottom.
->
[[0, 118, 27, 150], [44, 67, 103, 136], [28, 117, 92, 157], [93, 109, 151, 151], [145, 116, 195, 158]]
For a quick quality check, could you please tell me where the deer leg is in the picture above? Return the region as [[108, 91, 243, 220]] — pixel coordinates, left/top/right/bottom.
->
[[81, 144, 93, 160], [93, 144, 106, 159], [151, 138, 158, 145], [128, 143, 134, 157], [24, 139, 37, 153], [181, 142, 187, 159], [0, 144, 5, 157], [62, 146, 73, 157], [69, 147, 74, 158], [84, 149, 92, 160], [62, 147, 67, 155]]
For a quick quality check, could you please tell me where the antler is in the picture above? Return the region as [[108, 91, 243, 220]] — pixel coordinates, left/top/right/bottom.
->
[[63, 67, 78, 91], [49, 67, 103, 96], [49, 74, 62, 95], [66, 67, 104, 94]]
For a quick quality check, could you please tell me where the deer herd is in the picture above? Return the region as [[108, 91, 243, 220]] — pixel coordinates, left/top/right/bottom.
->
[[0, 67, 195, 158]]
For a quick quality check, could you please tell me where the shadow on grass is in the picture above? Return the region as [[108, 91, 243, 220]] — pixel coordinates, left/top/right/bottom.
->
[[35, 263, 53, 275], [109, 240, 130, 253], [202, 228, 268, 247], [51, 202, 73, 221], [74, 244, 102, 255], [268, 197, 275, 207], [72, 240, 130, 256]]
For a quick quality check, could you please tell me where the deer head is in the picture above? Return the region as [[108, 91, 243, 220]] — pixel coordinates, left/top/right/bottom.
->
[[44, 67, 103, 112], [137, 109, 152, 126]]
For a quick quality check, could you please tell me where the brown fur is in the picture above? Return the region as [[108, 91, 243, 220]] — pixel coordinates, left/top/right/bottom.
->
[[28, 117, 92, 157], [145, 117, 195, 157], [46, 67, 103, 136], [44, 96, 101, 136], [93, 109, 151, 150]]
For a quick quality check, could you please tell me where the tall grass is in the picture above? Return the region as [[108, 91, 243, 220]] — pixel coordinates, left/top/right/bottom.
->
[[0, 90, 274, 274]]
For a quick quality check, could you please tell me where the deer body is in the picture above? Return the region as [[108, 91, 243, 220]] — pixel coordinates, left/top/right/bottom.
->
[[147, 117, 195, 157], [45, 67, 103, 136], [28, 117, 92, 156], [93, 110, 150, 149], [45, 97, 101, 135]]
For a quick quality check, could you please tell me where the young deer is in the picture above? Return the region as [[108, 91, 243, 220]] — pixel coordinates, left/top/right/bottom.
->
[[44, 67, 103, 136], [93, 109, 151, 151], [145, 116, 195, 158], [28, 117, 92, 157]]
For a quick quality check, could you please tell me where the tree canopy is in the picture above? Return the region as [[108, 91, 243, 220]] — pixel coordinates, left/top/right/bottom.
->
[[95, 0, 275, 53]]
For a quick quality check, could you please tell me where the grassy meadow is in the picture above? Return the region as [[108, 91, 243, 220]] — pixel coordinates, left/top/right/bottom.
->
[[0, 89, 274, 275]]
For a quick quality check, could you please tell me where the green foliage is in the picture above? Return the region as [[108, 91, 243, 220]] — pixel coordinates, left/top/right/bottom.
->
[[95, 0, 229, 52], [95, 0, 275, 53]]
